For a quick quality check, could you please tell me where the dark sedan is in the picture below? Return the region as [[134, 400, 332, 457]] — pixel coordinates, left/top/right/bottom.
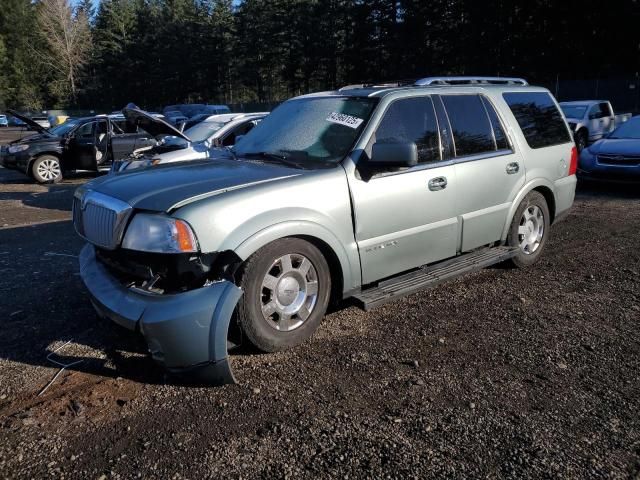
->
[[578, 116, 640, 182]]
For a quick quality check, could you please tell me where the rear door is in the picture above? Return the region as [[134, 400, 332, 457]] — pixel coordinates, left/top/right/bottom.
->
[[348, 95, 459, 284], [438, 94, 525, 252]]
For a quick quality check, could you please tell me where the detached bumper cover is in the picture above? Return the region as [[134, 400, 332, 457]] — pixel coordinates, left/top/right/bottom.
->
[[79, 243, 242, 384]]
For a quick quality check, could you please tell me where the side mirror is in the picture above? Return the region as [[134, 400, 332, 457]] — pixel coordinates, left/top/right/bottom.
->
[[369, 142, 418, 168]]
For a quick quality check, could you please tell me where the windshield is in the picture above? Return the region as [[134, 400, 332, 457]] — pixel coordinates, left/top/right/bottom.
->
[[233, 97, 377, 166], [561, 105, 587, 119], [50, 119, 82, 136], [608, 117, 640, 139], [184, 121, 226, 142]]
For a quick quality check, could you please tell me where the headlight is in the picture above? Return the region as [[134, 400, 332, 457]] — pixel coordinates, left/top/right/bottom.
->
[[8, 144, 29, 153], [122, 214, 198, 253]]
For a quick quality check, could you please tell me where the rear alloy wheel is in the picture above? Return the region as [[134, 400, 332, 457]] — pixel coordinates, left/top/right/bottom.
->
[[31, 155, 62, 184], [507, 191, 550, 268], [235, 238, 331, 352]]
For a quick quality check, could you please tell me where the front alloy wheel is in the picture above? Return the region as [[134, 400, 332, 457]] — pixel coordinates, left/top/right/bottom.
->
[[235, 238, 331, 352], [32, 155, 62, 184], [260, 253, 319, 332]]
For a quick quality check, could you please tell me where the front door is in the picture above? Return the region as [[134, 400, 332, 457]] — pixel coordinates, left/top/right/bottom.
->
[[438, 94, 525, 252], [65, 120, 108, 170], [348, 96, 459, 285]]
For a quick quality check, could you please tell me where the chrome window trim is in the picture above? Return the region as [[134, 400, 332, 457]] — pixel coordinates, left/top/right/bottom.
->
[[368, 148, 514, 180], [438, 93, 515, 159]]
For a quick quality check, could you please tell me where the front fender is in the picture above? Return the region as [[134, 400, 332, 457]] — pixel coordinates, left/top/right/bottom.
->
[[230, 219, 361, 294]]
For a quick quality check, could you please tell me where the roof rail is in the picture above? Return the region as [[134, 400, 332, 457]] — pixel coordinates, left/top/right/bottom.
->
[[338, 80, 414, 91], [414, 76, 528, 86]]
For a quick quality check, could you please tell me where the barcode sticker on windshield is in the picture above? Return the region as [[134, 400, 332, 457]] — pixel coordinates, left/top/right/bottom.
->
[[326, 112, 364, 129]]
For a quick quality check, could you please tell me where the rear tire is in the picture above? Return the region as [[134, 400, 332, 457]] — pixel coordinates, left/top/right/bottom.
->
[[507, 191, 550, 268], [31, 155, 62, 184], [235, 238, 331, 353]]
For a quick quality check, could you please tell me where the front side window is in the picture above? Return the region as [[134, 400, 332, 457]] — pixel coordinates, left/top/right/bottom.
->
[[74, 122, 94, 138], [441, 95, 495, 157], [374, 96, 440, 163], [589, 104, 604, 119], [222, 120, 259, 147], [234, 97, 377, 167], [503, 92, 572, 149], [599, 102, 613, 117], [185, 121, 226, 143]]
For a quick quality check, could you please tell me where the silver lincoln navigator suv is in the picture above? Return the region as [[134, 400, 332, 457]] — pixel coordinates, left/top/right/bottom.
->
[[74, 77, 577, 384]]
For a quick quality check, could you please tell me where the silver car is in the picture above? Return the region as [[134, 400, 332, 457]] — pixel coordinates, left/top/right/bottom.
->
[[74, 77, 577, 384], [111, 111, 268, 172]]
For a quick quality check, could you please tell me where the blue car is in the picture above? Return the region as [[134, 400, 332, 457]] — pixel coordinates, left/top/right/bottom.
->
[[0, 114, 8, 127], [578, 116, 640, 182]]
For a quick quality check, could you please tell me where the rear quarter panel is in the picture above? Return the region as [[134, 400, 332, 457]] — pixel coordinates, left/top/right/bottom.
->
[[488, 89, 576, 236]]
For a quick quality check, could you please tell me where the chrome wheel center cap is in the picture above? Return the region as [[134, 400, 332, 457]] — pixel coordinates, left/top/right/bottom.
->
[[277, 276, 300, 306]]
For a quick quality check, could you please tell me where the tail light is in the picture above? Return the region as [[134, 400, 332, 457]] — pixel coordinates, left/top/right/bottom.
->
[[568, 146, 578, 176]]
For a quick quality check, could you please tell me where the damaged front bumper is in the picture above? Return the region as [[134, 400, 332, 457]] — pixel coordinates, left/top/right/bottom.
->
[[79, 244, 242, 385]]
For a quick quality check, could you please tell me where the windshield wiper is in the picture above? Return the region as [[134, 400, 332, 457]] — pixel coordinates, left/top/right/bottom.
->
[[241, 151, 305, 169]]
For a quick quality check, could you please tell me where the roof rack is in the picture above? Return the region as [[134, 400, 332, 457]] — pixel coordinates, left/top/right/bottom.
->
[[338, 80, 414, 91], [414, 76, 528, 86]]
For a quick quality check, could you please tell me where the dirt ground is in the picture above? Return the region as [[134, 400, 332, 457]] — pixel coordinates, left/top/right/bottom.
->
[[0, 157, 639, 479]]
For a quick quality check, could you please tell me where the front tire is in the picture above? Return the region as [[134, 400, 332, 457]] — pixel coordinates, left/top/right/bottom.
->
[[31, 155, 62, 184], [235, 238, 331, 353], [507, 191, 550, 268]]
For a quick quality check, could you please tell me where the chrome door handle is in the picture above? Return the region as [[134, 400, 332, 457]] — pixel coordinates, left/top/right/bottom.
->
[[506, 162, 520, 174], [428, 176, 447, 191]]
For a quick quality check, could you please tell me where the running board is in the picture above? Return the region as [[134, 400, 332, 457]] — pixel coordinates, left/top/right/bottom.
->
[[353, 247, 518, 311]]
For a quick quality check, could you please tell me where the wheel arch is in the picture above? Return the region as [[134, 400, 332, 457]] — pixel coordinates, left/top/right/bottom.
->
[[230, 221, 360, 298], [500, 179, 557, 242], [28, 151, 63, 173]]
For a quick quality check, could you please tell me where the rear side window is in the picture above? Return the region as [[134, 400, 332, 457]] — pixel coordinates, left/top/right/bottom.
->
[[441, 95, 495, 157], [480, 97, 509, 150], [503, 92, 571, 149], [375, 96, 440, 163]]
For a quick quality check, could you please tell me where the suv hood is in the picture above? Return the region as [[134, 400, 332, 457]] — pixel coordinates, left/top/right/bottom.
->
[[82, 157, 301, 212], [7, 109, 52, 135], [123, 107, 190, 142], [10, 132, 61, 145], [588, 138, 640, 156]]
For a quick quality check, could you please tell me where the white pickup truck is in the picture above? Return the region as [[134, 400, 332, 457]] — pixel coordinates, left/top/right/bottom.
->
[[560, 100, 632, 151]]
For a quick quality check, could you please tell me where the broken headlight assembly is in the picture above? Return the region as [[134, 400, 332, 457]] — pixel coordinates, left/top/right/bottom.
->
[[122, 214, 198, 253]]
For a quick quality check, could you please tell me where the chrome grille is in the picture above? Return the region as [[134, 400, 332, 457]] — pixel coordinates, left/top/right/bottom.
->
[[73, 191, 132, 250], [83, 203, 117, 248]]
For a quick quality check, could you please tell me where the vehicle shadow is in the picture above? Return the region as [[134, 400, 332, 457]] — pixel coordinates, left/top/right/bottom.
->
[[0, 185, 78, 212], [0, 221, 228, 388]]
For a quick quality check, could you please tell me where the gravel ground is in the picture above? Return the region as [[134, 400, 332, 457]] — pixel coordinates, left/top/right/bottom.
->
[[0, 163, 639, 479]]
